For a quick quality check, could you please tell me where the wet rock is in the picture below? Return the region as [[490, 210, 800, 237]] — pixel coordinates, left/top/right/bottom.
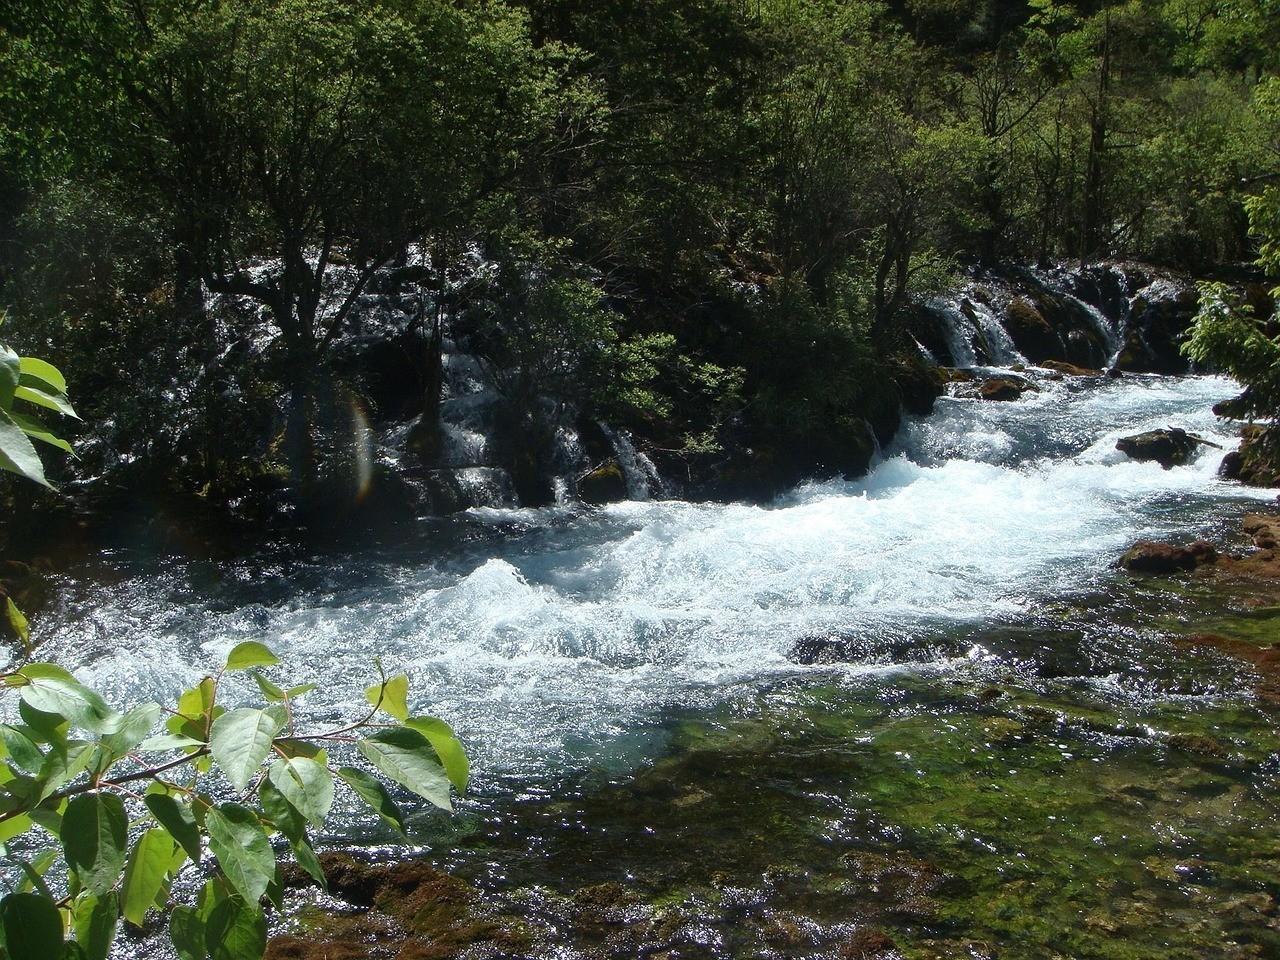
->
[[1120, 540, 1218, 574], [578, 461, 628, 505], [1212, 392, 1251, 419], [1115, 428, 1215, 468], [1041, 359, 1103, 376], [935, 367, 976, 383], [957, 375, 1036, 402], [1001, 298, 1063, 363], [1220, 425, 1280, 487], [1242, 514, 1280, 551]]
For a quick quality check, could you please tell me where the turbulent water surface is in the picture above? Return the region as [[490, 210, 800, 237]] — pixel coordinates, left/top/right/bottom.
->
[[32, 372, 1280, 959]]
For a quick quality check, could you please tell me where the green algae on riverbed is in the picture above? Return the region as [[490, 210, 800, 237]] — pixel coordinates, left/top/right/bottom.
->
[[285, 667, 1280, 960]]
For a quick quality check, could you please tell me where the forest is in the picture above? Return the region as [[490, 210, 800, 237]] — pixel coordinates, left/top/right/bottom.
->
[[3, 1, 1280, 959], [1, 0, 1278, 540]]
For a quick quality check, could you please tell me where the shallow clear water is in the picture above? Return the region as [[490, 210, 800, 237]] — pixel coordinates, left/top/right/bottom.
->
[[30, 373, 1280, 958]]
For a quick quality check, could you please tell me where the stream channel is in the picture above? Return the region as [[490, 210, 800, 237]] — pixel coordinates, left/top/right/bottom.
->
[[30, 372, 1280, 959]]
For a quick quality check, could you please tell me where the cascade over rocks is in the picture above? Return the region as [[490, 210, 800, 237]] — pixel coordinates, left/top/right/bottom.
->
[[911, 262, 1198, 374]]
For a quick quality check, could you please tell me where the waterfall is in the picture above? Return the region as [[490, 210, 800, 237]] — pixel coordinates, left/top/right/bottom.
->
[[926, 290, 1026, 368], [598, 422, 663, 501]]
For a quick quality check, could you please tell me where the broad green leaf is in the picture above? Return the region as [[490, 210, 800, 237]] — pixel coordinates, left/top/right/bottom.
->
[[224, 641, 280, 672], [9, 410, 71, 453], [0, 813, 31, 845], [18, 663, 75, 682], [143, 794, 202, 863], [138, 732, 204, 753], [62, 793, 128, 896], [36, 741, 95, 800], [286, 683, 317, 698], [122, 829, 175, 927], [267, 757, 333, 828], [206, 896, 267, 960], [274, 738, 321, 759], [290, 835, 326, 888], [405, 716, 469, 793], [0, 409, 48, 487], [101, 703, 161, 762], [169, 904, 206, 960], [357, 727, 452, 811], [258, 778, 306, 843], [337, 766, 406, 835], [0, 892, 63, 960], [18, 699, 69, 741], [28, 803, 63, 836], [10, 854, 54, 900], [72, 893, 119, 960], [0, 345, 18, 408], [21, 675, 118, 734], [204, 804, 275, 904], [252, 672, 285, 702], [365, 673, 409, 721], [0, 725, 44, 774], [3, 598, 28, 647], [166, 677, 216, 739], [13, 383, 77, 419], [208, 708, 283, 792], [17, 357, 66, 395]]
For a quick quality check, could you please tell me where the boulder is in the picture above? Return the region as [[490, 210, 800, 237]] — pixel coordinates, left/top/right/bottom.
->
[[1242, 514, 1280, 550], [1001, 297, 1063, 363], [958, 375, 1037, 402], [1219, 425, 1280, 487], [1116, 428, 1215, 468], [578, 461, 628, 505], [1120, 540, 1218, 574], [1041, 359, 1103, 377]]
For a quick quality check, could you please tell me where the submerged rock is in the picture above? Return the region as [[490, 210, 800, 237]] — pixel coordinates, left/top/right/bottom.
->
[[1116, 428, 1216, 468], [1120, 540, 1218, 574]]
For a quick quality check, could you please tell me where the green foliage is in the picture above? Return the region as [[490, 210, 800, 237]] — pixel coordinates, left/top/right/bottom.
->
[[0, 322, 77, 489], [1184, 283, 1280, 420], [0, 643, 467, 960]]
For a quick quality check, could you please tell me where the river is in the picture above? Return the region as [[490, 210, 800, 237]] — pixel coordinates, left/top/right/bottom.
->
[[30, 371, 1280, 959]]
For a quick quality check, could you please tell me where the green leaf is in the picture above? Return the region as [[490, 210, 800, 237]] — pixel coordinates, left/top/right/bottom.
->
[[208, 708, 284, 792], [72, 893, 119, 960], [405, 716, 469, 793], [252, 672, 285, 702], [290, 835, 326, 889], [122, 829, 176, 928], [20, 674, 118, 735], [224, 641, 280, 671], [9, 410, 72, 454], [143, 794, 202, 863], [13, 383, 77, 419], [206, 896, 267, 960], [0, 345, 19, 408], [169, 904, 206, 960], [285, 683, 317, 699], [17, 357, 66, 395], [0, 725, 45, 774], [258, 778, 306, 843], [204, 804, 275, 904], [337, 767, 406, 835], [267, 757, 333, 828], [36, 741, 95, 800], [62, 794, 128, 897], [1, 892, 64, 960], [365, 673, 409, 721], [138, 732, 204, 753], [18, 699, 69, 741], [0, 813, 32, 845], [3, 598, 29, 647], [166, 677, 216, 739], [0, 408, 48, 487], [101, 703, 161, 762], [357, 727, 452, 811]]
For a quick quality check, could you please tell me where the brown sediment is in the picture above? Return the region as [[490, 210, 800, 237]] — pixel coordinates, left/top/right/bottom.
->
[[1128, 513, 1280, 706]]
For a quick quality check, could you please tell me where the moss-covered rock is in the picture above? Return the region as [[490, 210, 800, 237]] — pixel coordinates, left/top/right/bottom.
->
[[578, 461, 628, 505]]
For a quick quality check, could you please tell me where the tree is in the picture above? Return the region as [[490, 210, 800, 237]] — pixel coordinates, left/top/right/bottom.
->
[[3, 0, 589, 498]]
